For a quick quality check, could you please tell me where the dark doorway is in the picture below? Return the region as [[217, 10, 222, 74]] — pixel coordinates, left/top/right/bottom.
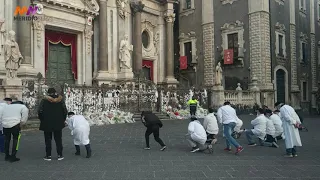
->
[[276, 69, 286, 103]]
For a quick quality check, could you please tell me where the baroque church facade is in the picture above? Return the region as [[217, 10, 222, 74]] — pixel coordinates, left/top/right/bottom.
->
[[0, 0, 178, 88], [176, 0, 320, 112]]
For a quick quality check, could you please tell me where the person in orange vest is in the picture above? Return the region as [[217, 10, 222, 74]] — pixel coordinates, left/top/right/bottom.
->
[[187, 96, 198, 116]]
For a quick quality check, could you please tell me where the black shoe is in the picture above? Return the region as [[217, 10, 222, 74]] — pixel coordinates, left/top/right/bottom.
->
[[5, 155, 11, 161], [10, 156, 20, 162], [85, 144, 91, 158], [43, 156, 52, 161], [160, 146, 167, 151], [75, 151, 80, 156]]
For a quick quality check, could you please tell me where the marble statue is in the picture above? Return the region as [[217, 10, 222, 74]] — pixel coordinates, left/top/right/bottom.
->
[[0, 19, 5, 55], [117, 0, 128, 19], [215, 62, 223, 85], [4, 31, 23, 78], [119, 35, 133, 69]]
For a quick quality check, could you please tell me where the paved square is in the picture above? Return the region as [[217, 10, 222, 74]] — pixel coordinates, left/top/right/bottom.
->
[[1, 115, 319, 180]]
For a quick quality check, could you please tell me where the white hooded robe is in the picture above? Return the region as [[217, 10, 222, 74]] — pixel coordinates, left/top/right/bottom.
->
[[67, 115, 90, 145], [279, 105, 302, 148]]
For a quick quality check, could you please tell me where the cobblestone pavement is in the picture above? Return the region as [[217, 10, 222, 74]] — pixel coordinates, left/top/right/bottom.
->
[[1, 115, 320, 180]]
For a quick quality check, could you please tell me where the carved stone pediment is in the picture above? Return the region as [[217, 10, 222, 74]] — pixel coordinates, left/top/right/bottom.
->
[[300, 32, 308, 42], [221, 20, 244, 31], [179, 31, 196, 39], [38, 0, 99, 15], [221, 0, 239, 5], [275, 22, 286, 33]]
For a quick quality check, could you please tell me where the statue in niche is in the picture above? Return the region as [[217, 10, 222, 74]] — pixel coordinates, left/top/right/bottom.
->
[[215, 62, 223, 86], [116, 0, 128, 19], [119, 35, 133, 69], [4, 30, 23, 78]]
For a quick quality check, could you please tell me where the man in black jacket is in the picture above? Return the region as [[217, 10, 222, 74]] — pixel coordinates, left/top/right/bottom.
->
[[38, 88, 68, 161], [141, 111, 166, 151]]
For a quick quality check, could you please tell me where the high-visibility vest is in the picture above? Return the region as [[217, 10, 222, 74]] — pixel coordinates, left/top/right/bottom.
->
[[187, 99, 198, 107]]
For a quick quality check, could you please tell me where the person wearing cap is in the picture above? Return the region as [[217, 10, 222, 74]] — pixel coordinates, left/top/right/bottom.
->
[[263, 109, 279, 148], [245, 108, 267, 147], [217, 101, 244, 154], [0, 99, 29, 162], [141, 111, 166, 151], [187, 96, 198, 116], [186, 116, 212, 153], [275, 102, 302, 157], [38, 87, 68, 161], [0, 98, 12, 153]]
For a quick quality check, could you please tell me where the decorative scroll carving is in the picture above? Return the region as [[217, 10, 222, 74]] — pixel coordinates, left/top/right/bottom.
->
[[221, 20, 244, 31], [32, 19, 45, 48], [164, 12, 175, 23], [275, 0, 285, 5], [221, 0, 239, 5], [117, 0, 128, 19], [275, 22, 286, 34], [300, 32, 308, 42], [84, 27, 93, 54], [130, 1, 144, 14]]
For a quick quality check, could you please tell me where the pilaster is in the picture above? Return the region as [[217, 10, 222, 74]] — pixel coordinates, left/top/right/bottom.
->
[[248, 0, 273, 90], [84, 26, 93, 85], [17, 0, 32, 64], [130, 1, 144, 73], [164, 9, 178, 85], [202, 0, 214, 87]]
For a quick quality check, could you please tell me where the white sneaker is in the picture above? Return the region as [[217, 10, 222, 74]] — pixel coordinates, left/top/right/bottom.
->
[[190, 147, 200, 153], [160, 146, 166, 151], [57, 155, 64, 161], [144, 147, 150, 150]]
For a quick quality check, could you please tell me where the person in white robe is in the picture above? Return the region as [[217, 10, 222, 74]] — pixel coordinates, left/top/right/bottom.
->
[[203, 108, 219, 144], [270, 110, 284, 140], [263, 109, 279, 148], [275, 102, 302, 157], [186, 117, 212, 153], [245, 108, 267, 146], [0, 98, 13, 154], [66, 112, 92, 158]]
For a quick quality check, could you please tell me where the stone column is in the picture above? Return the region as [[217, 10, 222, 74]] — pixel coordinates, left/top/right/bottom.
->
[[99, 0, 108, 71], [310, 0, 317, 109], [164, 10, 178, 85], [289, 0, 300, 109], [248, 0, 274, 107], [84, 26, 93, 85], [130, 1, 144, 73], [96, 0, 113, 84], [17, 0, 31, 64], [248, 0, 273, 90], [32, 19, 45, 76], [202, 0, 215, 107]]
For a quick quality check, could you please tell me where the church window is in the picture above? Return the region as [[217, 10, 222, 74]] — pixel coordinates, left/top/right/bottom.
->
[[184, 42, 192, 65], [227, 33, 239, 58], [142, 30, 150, 48]]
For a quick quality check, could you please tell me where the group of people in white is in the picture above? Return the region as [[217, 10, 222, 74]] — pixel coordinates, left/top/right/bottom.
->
[[0, 89, 92, 162], [185, 101, 302, 157]]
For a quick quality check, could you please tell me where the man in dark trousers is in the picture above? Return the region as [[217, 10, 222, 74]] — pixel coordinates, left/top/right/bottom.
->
[[38, 88, 68, 161], [141, 111, 166, 151], [187, 96, 198, 116], [0, 100, 29, 162]]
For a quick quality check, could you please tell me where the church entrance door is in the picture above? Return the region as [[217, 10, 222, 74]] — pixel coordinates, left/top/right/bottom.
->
[[46, 43, 75, 85], [142, 60, 153, 81]]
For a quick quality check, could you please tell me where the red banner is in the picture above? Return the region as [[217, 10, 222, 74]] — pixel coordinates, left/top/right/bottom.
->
[[224, 49, 234, 65], [180, 56, 187, 70]]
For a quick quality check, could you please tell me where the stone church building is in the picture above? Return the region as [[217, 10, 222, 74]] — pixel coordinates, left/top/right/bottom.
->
[[0, 0, 178, 88], [176, 0, 320, 112]]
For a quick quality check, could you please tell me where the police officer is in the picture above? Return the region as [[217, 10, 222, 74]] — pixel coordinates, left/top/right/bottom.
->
[[187, 96, 198, 116]]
